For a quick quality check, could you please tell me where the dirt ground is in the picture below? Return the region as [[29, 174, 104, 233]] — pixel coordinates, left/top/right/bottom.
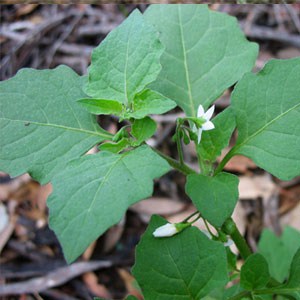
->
[[0, 4, 300, 300]]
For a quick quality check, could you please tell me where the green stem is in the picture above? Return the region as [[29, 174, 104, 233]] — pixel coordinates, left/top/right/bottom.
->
[[152, 147, 196, 175], [214, 147, 236, 175], [176, 122, 184, 165], [183, 211, 199, 223], [222, 218, 252, 260], [227, 291, 251, 300]]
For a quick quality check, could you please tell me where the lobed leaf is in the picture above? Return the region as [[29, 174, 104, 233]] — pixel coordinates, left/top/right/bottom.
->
[[48, 145, 170, 263], [145, 4, 258, 116], [0, 66, 111, 184], [132, 215, 228, 299], [85, 10, 164, 105], [186, 172, 239, 227], [231, 58, 300, 180]]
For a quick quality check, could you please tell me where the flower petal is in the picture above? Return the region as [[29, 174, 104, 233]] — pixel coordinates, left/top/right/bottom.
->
[[153, 223, 178, 237], [203, 105, 215, 121], [197, 128, 203, 144], [202, 121, 215, 131], [197, 104, 204, 117]]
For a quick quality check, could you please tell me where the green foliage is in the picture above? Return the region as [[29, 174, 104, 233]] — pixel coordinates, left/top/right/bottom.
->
[[145, 4, 258, 116], [240, 253, 270, 291], [197, 108, 236, 163], [258, 227, 300, 283], [1, 4, 300, 298], [132, 215, 228, 299], [124, 89, 176, 119], [48, 146, 170, 262], [85, 10, 164, 105], [0, 66, 111, 184], [231, 58, 300, 180], [78, 98, 123, 116], [131, 116, 157, 146], [186, 172, 239, 227]]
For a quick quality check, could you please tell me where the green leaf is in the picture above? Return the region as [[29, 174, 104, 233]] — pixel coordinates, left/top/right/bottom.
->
[[125, 89, 177, 119], [132, 215, 228, 299], [258, 227, 300, 283], [131, 116, 157, 146], [78, 98, 123, 116], [186, 172, 239, 227], [256, 248, 300, 299], [286, 247, 300, 289], [145, 4, 258, 116], [125, 296, 138, 300], [0, 66, 111, 184], [85, 10, 164, 105], [240, 253, 270, 291], [48, 145, 170, 263], [99, 138, 130, 153], [197, 108, 236, 162], [231, 58, 300, 180]]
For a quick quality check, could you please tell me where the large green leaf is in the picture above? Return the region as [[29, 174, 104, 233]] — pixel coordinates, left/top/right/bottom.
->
[[240, 253, 270, 291], [258, 227, 300, 283], [132, 215, 228, 299], [48, 145, 170, 263], [0, 66, 111, 184], [85, 9, 164, 105], [145, 4, 258, 116], [197, 108, 236, 163], [231, 58, 300, 180], [186, 172, 239, 227]]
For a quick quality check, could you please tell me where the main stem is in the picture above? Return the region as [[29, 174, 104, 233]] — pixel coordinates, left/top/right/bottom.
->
[[222, 218, 252, 260], [152, 147, 196, 175]]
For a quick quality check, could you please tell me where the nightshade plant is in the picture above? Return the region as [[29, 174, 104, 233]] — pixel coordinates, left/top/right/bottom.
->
[[1, 5, 300, 299]]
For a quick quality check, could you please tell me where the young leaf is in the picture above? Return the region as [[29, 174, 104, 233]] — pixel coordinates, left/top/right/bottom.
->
[[186, 172, 239, 227], [48, 145, 170, 263], [145, 5, 258, 116], [99, 138, 130, 153], [0, 66, 112, 184], [85, 10, 164, 105], [258, 227, 300, 283], [197, 108, 236, 163], [125, 89, 177, 119], [240, 253, 270, 291], [231, 58, 300, 180], [132, 215, 228, 299], [131, 116, 157, 146], [78, 98, 123, 116]]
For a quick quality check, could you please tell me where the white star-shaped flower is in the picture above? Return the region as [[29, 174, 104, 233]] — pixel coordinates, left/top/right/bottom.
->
[[193, 104, 215, 144]]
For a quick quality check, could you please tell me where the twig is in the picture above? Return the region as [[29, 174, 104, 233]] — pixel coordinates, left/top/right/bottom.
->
[[0, 260, 112, 295]]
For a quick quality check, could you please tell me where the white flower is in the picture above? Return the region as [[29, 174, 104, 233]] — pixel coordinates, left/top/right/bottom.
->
[[193, 104, 215, 144], [153, 223, 178, 237]]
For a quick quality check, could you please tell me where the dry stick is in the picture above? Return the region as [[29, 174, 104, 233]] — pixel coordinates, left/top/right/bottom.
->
[[241, 21, 300, 48], [46, 12, 84, 66], [0, 260, 112, 296]]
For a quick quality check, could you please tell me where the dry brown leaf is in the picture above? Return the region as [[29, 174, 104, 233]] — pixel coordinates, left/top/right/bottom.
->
[[102, 216, 125, 253], [82, 272, 111, 299], [130, 197, 185, 217], [238, 174, 277, 200], [118, 268, 143, 300]]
